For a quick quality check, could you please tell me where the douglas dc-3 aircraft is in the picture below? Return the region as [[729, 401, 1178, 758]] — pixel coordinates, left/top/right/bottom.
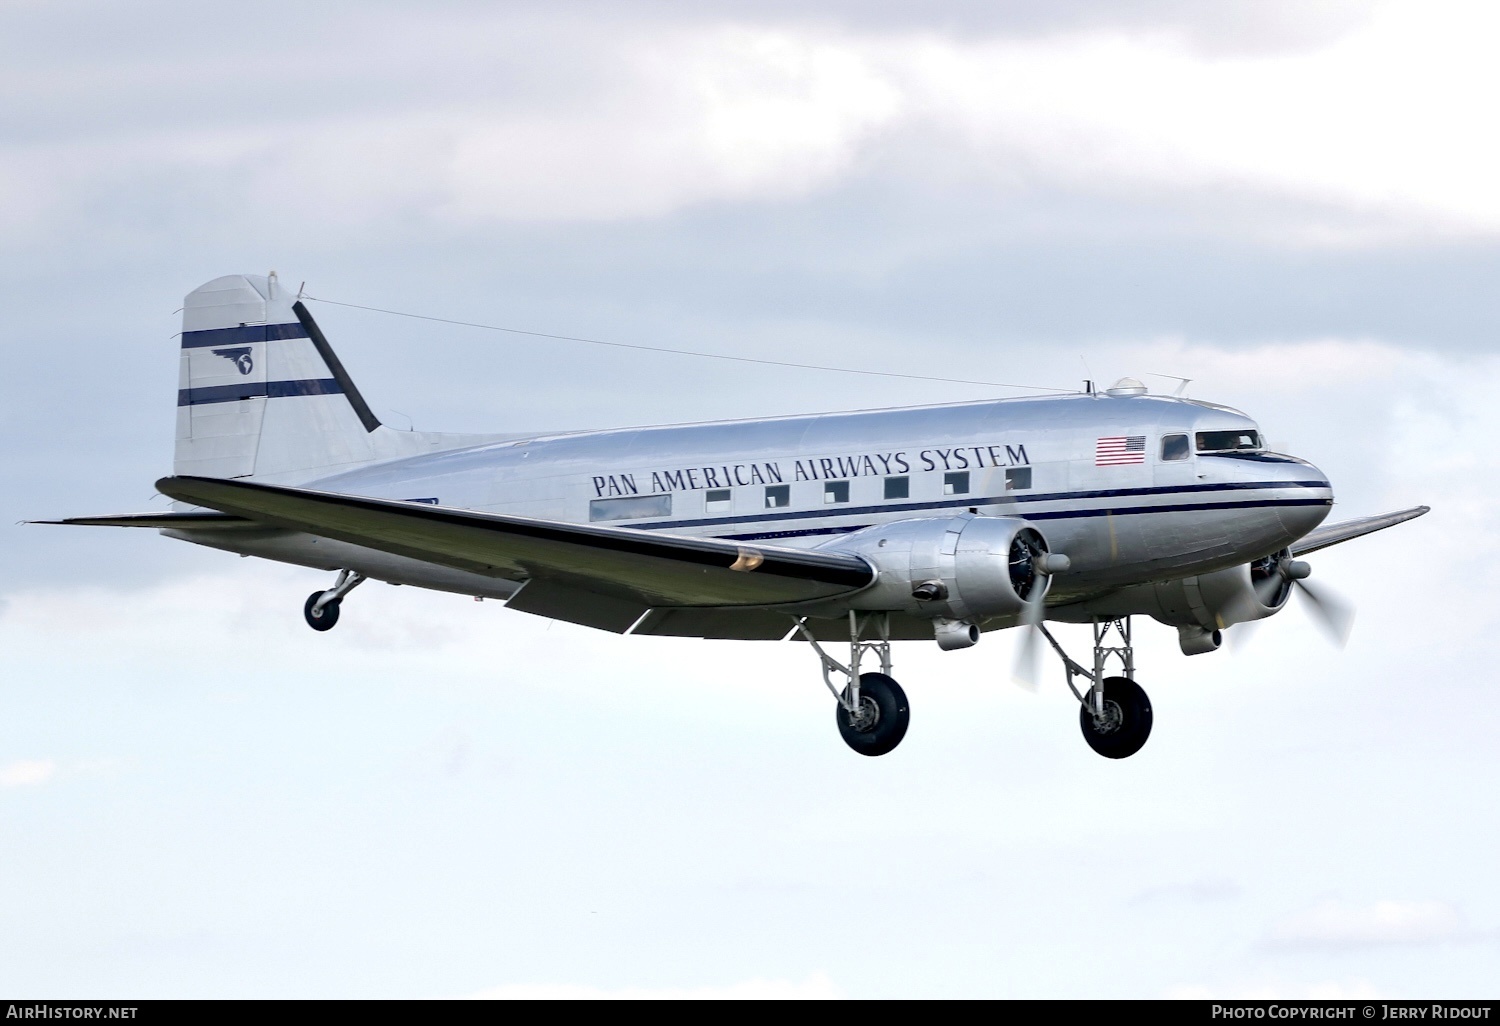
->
[[42, 273, 1429, 758]]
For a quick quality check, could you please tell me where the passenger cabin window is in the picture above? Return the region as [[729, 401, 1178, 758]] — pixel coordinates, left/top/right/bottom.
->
[[590, 493, 672, 522], [765, 484, 790, 509], [1161, 434, 1191, 461], [1005, 467, 1032, 490], [705, 489, 732, 514], [884, 476, 909, 499], [944, 471, 969, 496], [824, 480, 850, 504], [1196, 430, 1261, 453]]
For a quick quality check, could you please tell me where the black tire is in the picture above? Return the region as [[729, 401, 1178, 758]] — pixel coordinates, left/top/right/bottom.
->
[[1079, 675, 1152, 759], [303, 591, 340, 631], [836, 673, 910, 757]]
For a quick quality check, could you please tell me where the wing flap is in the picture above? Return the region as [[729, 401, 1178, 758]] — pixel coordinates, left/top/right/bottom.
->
[[506, 579, 650, 634], [790, 612, 938, 642], [631, 608, 797, 640], [154, 475, 874, 610], [1292, 505, 1430, 556]]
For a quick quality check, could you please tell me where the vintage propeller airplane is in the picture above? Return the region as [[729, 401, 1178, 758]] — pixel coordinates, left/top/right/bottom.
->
[[40, 273, 1428, 758]]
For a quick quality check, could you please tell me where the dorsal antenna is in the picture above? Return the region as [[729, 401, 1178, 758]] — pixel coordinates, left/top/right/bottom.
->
[[1145, 372, 1192, 397]]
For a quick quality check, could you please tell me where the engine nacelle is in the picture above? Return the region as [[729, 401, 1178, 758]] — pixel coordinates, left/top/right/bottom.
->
[[831, 514, 1053, 624], [1131, 549, 1297, 639]]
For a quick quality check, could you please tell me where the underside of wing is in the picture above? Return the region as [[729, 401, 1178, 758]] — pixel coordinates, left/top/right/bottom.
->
[[1291, 505, 1430, 556], [154, 476, 875, 620]]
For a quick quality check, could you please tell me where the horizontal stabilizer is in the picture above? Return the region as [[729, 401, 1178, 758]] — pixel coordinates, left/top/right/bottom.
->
[[1292, 505, 1430, 556], [32, 511, 253, 528], [154, 476, 874, 611]]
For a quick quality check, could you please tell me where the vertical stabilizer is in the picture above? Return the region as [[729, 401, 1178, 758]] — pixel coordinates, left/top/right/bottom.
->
[[174, 272, 521, 485], [176, 275, 274, 478], [177, 273, 384, 480], [175, 273, 385, 481]]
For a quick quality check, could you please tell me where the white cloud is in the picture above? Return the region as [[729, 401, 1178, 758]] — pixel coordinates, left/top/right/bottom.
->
[[12, 1, 1500, 241], [1166, 978, 1383, 1000], [0, 759, 56, 788], [0, 24, 904, 235], [1268, 899, 1466, 948], [468, 972, 842, 999], [1129, 878, 1242, 906], [897, 0, 1500, 239], [1125, 336, 1418, 394], [443, 29, 902, 222]]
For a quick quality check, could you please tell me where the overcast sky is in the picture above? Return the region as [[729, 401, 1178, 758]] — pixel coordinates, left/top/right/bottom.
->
[[2, 0, 1496, 998]]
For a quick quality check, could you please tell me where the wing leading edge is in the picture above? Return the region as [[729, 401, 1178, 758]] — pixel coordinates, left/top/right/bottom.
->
[[1291, 505, 1430, 557], [153, 476, 875, 629]]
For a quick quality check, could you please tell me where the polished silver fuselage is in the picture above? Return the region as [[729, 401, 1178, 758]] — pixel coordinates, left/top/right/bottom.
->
[[173, 392, 1333, 623]]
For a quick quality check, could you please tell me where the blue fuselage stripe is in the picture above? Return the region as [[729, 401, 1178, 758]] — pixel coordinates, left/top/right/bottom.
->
[[181, 323, 309, 348], [1019, 496, 1329, 520], [628, 480, 1330, 532], [711, 496, 1330, 542], [178, 378, 344, 406]]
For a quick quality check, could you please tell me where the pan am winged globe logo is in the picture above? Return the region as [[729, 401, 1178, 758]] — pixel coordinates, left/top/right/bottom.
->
[[211, 347, 254, 375]]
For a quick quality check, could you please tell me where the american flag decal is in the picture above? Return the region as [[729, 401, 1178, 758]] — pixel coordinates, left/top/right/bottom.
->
[[1095, 435, 1147, 466]]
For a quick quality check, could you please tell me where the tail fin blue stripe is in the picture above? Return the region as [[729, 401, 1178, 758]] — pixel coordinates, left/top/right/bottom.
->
[[182, 323, 309, 348], [178, 378, 344, 406]]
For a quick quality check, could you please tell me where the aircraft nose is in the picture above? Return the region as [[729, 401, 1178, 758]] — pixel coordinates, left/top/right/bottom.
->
[[1275, 456, 1334, 541]]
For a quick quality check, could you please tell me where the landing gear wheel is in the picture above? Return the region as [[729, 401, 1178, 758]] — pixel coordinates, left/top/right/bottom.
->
[[303, 591, 340, 631], [1079, 675, 1152, 759], [836, 673, 910, 757]]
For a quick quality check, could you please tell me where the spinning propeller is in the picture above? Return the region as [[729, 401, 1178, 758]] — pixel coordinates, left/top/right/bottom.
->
[[1010, 538, 1064, 689], [1234, 551, 1354, 649], [1011, 547, 1356, 688]]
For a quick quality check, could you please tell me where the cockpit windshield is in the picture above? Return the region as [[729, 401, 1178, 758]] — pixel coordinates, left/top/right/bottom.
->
[[1195, 429, 1261, 452]]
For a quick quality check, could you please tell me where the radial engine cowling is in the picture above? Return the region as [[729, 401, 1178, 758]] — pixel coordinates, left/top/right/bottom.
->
[[830, 514, 1054, 624], [1120, 550, 1300, 658]]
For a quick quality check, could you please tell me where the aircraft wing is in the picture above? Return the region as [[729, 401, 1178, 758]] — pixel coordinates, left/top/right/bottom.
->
[[1291, 505, 1430, 557], [154, 475, 874, 632]]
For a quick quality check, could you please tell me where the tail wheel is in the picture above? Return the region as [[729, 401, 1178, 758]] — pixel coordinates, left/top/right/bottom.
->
[[303, 591, 340, 631], [1079, 676, 1152, 759], [836, 673, 910, 757]]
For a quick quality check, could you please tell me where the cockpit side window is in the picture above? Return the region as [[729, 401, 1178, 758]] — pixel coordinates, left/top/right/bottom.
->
[[1196, 429, 1261, 453], [1160, 434, 1190, 461]]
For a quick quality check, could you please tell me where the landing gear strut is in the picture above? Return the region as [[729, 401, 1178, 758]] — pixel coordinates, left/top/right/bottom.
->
[[1035, 618, 1153, 759], [795, 612, 910, 757], [303, 569, 366, 631]]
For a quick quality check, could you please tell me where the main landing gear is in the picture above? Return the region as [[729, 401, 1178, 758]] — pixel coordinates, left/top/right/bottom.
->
[[795, 612, 910, 757], [794, 613, 1151, 759], [303, 569, 366, 631], [1034, 618, 1153, 759]]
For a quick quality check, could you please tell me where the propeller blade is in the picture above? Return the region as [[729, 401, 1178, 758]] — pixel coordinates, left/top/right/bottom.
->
[[1227, 617, 1260, 652], [1010, 586, 1046, 690], [1011, 623, 1041, 690], [1227, 572, 1282, 651], [1294, 578, 1355, 647]]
